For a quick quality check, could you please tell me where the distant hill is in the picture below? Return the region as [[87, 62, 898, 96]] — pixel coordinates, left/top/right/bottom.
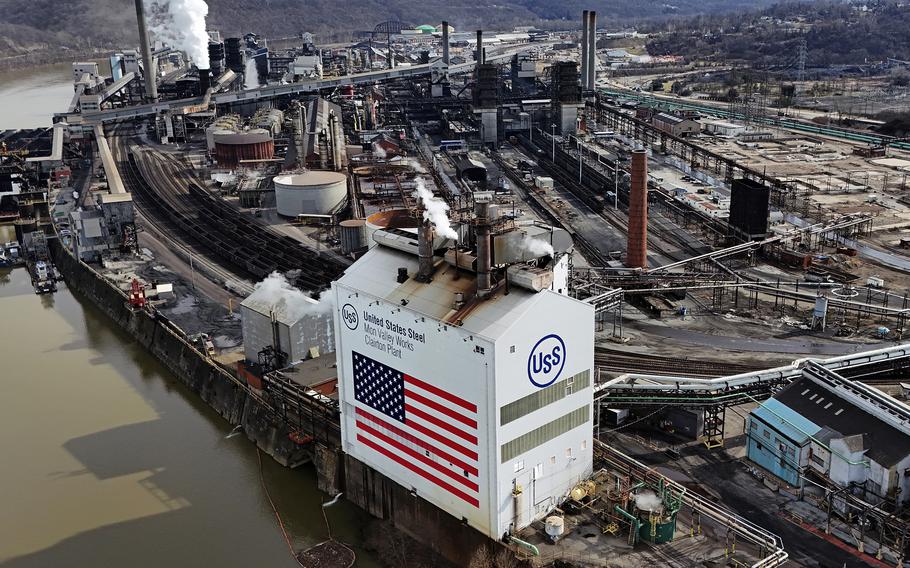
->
[[643, 1, 910, 67], [0, 0, 779, 69]]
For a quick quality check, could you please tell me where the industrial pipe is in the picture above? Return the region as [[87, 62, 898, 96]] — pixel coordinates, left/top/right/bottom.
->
[[475, 197, 493, 299], [625, 149, 648, 268], [581, 10, 589, 89], [508, 536, 540, 557], [613, 505, 641, 545], [587, 11, 597, 89], [416, 219, 436, 282], [134, 0, 158, 102], [442, 21, 450, 65]]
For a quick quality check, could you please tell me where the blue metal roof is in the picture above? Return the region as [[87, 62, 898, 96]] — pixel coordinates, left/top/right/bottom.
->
[[752, 398, 822, 445]]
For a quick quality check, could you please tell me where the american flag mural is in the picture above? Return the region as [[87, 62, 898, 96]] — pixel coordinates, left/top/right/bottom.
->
[[351, 351, 480, 508]]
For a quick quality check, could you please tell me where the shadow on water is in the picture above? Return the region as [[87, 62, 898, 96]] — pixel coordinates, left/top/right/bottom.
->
[[2, 271, 381, 567]]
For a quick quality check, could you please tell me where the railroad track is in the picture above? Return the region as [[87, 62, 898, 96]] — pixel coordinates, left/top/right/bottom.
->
[[595, 347, 767, 378], [111, 133, 256, 295], [126, 145, 347, 290]]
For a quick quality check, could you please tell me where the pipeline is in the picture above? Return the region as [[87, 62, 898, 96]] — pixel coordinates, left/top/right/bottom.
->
[[508, 536, 540, 557], [613, 504, 641, 545], [597, 441, 789, 567]]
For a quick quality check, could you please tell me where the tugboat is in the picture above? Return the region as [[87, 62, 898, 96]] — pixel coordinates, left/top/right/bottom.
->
[[30, 260, 57, 294]]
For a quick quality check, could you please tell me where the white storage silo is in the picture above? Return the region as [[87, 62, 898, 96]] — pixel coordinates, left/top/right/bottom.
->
[[274, 171, 348, 217]]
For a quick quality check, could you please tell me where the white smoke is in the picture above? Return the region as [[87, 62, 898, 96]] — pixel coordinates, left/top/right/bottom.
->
[[372, 144, 387, 159], [244, 58, 258, 89], [406, 157, 427, 173], [632, 490, 663, 512], [413, 178, 458, 240], [522, 234, 554, 257], [145, 0, 210, 69], [250, 272, 333, 322]]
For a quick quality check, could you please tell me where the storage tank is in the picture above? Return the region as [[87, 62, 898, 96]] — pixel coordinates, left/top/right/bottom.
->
[[274, 171, 347, 217], [339, 219, 367, 254], [544, 516, 565, 543], [638, 512, 677, 544], [364, 209, 419, 249], [213, 129, 274, 168]]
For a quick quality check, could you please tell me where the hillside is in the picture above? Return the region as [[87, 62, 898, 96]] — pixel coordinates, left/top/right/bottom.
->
[[0, 0, 777, 70], [643, 1, 910, 67]]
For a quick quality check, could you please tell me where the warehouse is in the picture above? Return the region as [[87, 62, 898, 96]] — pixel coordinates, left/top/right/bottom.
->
[[651, 112, 700, 137], [747, 364, 910, 508]]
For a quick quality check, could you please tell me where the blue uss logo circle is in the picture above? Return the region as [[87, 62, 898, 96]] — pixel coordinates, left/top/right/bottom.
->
[[527, 334, 566, 388], [341, 303, 359, 330]]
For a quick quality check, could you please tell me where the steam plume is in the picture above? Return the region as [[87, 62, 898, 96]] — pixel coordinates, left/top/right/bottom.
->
[[522, 234, 554, 257], [413, 178, 458, 240], [145, 0, 210, 69], [251, 272, 333, 322], [632, 490, 663, 512], [244, 58, 258, 89]]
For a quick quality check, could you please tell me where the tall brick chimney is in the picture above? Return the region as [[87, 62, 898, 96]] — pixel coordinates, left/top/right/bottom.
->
[[626, 149, 648, 269]]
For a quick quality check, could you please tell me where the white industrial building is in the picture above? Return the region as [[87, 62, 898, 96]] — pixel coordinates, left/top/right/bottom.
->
[[332, 194, 594, 538], [702, 119, 746, 137], [240, 278, 335, 365]]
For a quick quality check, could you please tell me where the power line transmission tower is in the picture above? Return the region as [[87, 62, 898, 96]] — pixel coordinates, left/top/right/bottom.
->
[[796, 37, 807, 83]]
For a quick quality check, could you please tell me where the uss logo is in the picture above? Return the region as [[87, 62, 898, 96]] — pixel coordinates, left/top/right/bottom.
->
[[527, 334, 566, 388]]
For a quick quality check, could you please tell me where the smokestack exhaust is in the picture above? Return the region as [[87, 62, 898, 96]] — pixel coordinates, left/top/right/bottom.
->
[[442, 21, 450, 65], [581, 11, 589, 92], [475, 194, 493, 299], [416, 218, 436, 282], [626, 148, 648, 269], [587, 11, 597, 89], [199, 67, 210, 95], [134, 0, 158, 102]]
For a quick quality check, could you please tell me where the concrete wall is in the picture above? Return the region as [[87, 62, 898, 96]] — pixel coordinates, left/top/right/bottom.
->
[[343, 453, 491, 565]]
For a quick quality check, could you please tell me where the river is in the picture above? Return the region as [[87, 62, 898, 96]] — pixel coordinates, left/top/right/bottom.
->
[[0, 74, 379, 566], [0, 64, 75, 128]]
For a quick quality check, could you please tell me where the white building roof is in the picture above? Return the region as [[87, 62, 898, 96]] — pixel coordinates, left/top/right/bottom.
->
[[337, 245, 553, 341], [240, 285, 321, 327]]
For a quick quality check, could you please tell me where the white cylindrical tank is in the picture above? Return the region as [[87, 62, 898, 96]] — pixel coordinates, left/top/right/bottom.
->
[[545, 516, 565, 542], [274, 171, 348, 217]]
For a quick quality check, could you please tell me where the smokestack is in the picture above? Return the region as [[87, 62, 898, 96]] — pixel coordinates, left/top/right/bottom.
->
[[416, 218, 436, 282], [626, 149, 648, 269], [587, 11, 597, 89], [475, 195, 493, 299], [199, 68, 210, 95], [134, 0, 158, 102], [581, 11, 589, 92], [442, 21, 450, 65], [476, 30, 483, 68]]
